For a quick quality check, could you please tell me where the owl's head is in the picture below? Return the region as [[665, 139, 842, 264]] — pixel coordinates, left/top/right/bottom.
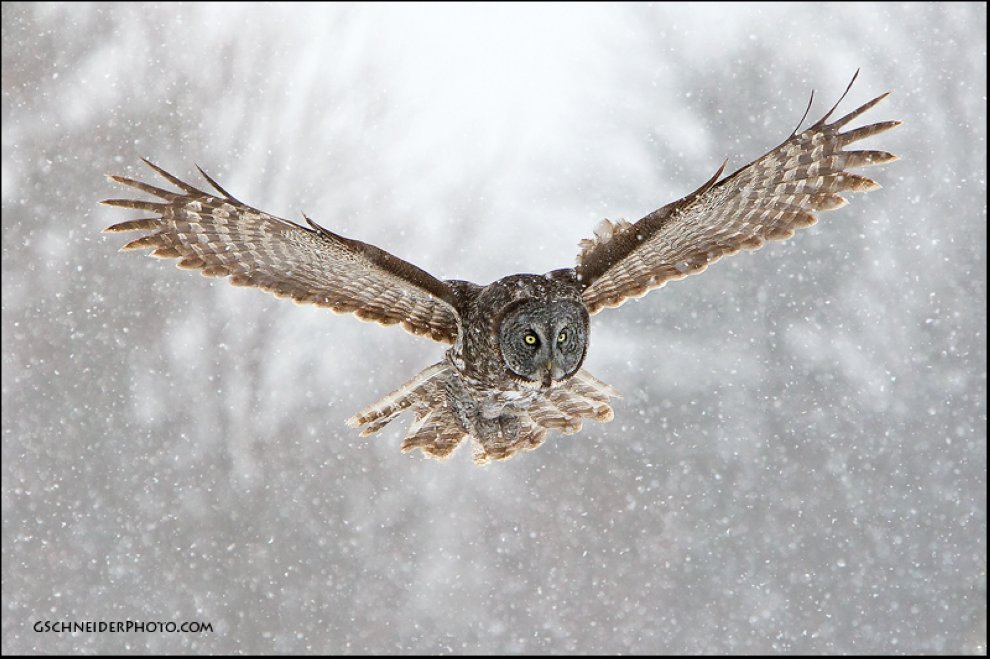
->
[[498, 299, 589, 387]]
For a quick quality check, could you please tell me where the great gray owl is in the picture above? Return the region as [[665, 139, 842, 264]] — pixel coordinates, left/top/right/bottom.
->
[[103, 73, 899, 464]]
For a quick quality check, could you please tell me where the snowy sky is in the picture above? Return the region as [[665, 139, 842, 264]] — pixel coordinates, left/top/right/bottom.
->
[[2, 2, 986, 654]]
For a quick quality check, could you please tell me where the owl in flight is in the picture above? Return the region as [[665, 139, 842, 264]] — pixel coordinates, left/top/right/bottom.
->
[[103, 73, 899, 464]]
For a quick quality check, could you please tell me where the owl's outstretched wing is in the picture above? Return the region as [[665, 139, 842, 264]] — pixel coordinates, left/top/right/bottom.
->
[[576, 72, 901, 314], [102, 160, 461, 343]]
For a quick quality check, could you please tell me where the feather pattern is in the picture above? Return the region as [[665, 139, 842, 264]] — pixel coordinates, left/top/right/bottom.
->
[[577, 73, 900, 314], [102, 159, 462, 343], [348, 362, 620, 464]]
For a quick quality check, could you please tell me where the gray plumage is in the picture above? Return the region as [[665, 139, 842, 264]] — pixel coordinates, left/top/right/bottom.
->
[[102, 73, 899, 464]]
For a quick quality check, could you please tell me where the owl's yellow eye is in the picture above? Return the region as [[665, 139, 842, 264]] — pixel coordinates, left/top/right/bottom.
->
[[524, 333, 537, 346], [557, 331, 568, 343]]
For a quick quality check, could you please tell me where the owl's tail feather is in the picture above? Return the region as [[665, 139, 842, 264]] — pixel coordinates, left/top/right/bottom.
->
[[471, 370, 621, 465], [346, 362, 468, 460], [529, 369, 620, 436], [348, 364, 621, 464], [398, 408, 468, 460]]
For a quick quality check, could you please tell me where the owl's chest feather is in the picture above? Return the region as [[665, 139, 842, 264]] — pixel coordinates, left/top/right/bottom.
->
[[445, 349, 542, 417]]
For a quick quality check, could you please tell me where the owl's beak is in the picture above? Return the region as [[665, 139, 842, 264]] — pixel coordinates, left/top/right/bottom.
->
[[542, 360, 554, 389]]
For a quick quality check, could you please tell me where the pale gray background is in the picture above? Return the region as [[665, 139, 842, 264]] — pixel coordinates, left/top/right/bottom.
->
[[2, 2, 986, 654]]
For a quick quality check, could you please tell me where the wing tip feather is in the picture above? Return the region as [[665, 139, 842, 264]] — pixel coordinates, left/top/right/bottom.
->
[[120, 235, 161, 251], [581, 74, 898, 315]]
